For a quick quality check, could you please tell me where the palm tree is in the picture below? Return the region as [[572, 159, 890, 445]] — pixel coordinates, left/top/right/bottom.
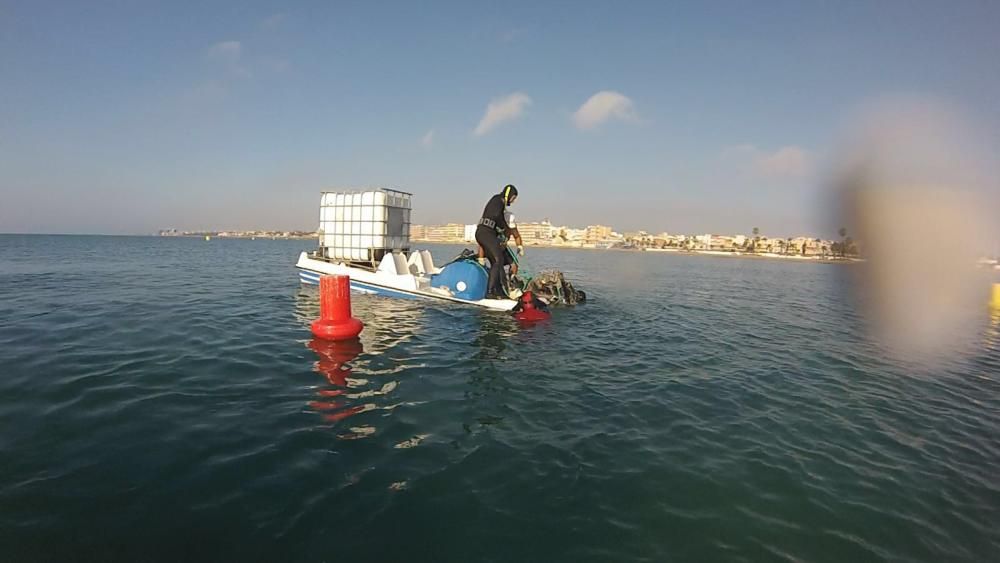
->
[[838, 227, 847, 258], [751, 227, 760, 253]]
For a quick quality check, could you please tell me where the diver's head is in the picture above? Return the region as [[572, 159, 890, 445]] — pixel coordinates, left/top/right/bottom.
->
[[501, 184, 518, 206]]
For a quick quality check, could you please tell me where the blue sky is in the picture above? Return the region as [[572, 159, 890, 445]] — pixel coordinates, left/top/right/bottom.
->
[[2, 1, 998, 236]]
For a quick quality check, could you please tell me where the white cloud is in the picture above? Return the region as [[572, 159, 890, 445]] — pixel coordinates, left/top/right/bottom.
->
[[474, 92, 532, 136], [572, 90, 637, 130], [755, 146, 811, 178], [207, 41, 242, 63], [420, 129, 434, 149]]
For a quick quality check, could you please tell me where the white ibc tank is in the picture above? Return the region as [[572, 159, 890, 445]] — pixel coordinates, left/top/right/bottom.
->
[[318, 189, 411, 262]]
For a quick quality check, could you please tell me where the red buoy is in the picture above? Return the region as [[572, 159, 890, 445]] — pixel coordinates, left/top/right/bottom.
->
[[513, 291, 551, 322], [311, 275, 364, 341]]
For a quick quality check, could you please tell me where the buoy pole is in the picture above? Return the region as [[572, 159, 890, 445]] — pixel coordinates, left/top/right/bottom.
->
[[311, 275, 364, 340]]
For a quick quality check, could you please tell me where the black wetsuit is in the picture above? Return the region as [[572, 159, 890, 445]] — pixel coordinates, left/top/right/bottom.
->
[[475, 193, 509, 297]]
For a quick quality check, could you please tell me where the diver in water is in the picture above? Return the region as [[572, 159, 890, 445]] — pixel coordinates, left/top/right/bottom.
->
[[476, 184, 521, 298]]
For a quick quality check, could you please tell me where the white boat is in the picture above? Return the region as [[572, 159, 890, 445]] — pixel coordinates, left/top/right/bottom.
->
[[296, 250, 517, 311], [295, 188, 517, 311]]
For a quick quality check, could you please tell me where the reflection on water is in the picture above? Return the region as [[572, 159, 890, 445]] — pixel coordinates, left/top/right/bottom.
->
[[472, 311, 519, 361], [296, 287, 431, 440], [308, 337, 363, 388], [462, 313, 521, 431], [296, 283, 575, 443], [297, 285, 530, 439], [986, 309, 1000, 351], [394, 434, 430, 449], [306, 337, 377, 432], [304, 329, 405, 440], [292, 287, 321, 326]]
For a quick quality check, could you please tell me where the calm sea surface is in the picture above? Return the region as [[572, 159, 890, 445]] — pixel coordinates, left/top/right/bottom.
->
[[1, 234, 998, 562]]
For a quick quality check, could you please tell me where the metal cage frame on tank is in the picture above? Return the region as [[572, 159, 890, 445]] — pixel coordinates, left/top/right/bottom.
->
[[314, 188, 412, 270]]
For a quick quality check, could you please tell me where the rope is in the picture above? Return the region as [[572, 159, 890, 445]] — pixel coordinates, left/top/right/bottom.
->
[[509, 247, 535, 285]]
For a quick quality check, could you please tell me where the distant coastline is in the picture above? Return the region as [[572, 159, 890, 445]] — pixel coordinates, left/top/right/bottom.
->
[[409, 221, 865, 260], [157, 229, 314, 240], [411, 237, 866, 263]]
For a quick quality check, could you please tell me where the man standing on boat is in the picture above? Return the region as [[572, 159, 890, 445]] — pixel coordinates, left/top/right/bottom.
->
[[476, 184, 523, 299], [478, 206, 524, 278]]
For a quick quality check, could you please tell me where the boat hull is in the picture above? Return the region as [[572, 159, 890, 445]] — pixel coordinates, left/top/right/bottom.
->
[[296, 252, 517, 311]]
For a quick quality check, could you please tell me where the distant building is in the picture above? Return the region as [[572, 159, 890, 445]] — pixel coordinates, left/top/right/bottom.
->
[[584, 225, 613, 245], [519, 220, 555, 244], [424, 223, 466, 242], [411, 223, 466, 241], [790, 236, 826, 255], [558, 227, 586, 246], [410, 225, 428, 240]]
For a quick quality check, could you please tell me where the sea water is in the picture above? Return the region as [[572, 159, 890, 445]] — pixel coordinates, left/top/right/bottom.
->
[[1, 234, 998, 561]]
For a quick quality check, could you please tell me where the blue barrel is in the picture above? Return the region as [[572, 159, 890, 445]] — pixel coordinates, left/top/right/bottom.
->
[[430, 261, 488, 301]]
